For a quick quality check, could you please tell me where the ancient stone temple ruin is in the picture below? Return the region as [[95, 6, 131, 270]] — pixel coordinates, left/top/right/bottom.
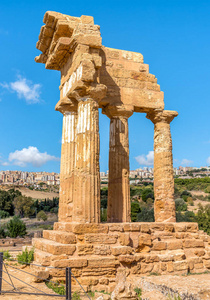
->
[[33, 11, 210, 292]]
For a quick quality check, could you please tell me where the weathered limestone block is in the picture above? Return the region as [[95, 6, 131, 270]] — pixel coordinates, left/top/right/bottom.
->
[[78, 244, 94, 255], [124, 223, 140, 232], [51, 258, 87, 268], [111, 246, 133, 256], [94, 245, 111, 255], [152, 241, 167, 251], [111, 268, 137, 300], [147, 110, 178, 223], [174, 223, 187, 232], [119, 233, 131, 246], [150, 223, 165, 231], [138, 234, 152, 247], [140, 223, 151, 233], [32, 238, 76, 255], [31, 269, 50, 283], [109, 224, 124, 232], [173, 261, 188, 272], [84, 233, 118, 244], [166, 240, 183, 250], [141, 263, 154, 273], [34, 249, 51, 266], [183, 239, 205, 248], [118, 255, 135, 264], [43, 230, 76, 244], [71, 223, 109, 234]]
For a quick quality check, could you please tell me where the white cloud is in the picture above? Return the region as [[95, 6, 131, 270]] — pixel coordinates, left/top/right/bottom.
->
[[8, 146, 59, 167], [1, 162, 9, 166], [135, 151, 154, 166], [207, 157, 210, 166], [0, 83, 9, 89], [0, 76, 41, 104], [181, 159, 193, 166]]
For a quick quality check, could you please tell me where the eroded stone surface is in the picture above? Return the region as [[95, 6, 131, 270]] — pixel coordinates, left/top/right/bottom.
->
[[35, 11, 178, 224]]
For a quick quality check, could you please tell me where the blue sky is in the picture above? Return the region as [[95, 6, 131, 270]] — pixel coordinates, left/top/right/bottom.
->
[[0, 0, 209, 173]]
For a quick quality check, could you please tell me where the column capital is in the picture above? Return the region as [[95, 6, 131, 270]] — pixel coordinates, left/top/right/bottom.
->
[[146, 110, 178, 124], [102, 105, 134, 119], [55, 97, 78, 114]]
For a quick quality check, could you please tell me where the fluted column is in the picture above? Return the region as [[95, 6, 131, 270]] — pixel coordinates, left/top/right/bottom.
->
[[147, 110, 178, 222], [59, 108, 78, 222], [73, 98, 100, 223], [103, 105, 133, 222]]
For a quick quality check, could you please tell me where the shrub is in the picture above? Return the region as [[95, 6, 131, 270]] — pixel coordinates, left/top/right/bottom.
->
[[3, 250, 11, 261], [187, 197, 194, 206], [46, 281, 65, 295], [197, 204, 210, 235], [142, 188, 154, 202], [50, 207, 58, 213], [176, 211, 196, 222], [0, 227, 6, 238], [175, 198, 187, 211], [137, 207, 154, 222], [17, 247, 34, 264], [131, 202, 141, 222], [0, 210, 10, 219], [134, 287, 142, 299], [7, 216, 27, 238], [14, 195, 35, 217], [101, 208, 107, 222], [37, 210, 48, 221], [72, 292, 81, 300]]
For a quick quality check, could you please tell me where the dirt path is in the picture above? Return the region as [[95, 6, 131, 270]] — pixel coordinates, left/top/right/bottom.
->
[[1, 264, 63, 300]]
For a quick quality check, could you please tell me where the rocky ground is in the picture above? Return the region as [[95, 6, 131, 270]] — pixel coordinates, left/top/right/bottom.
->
[[1, 263, 210, 300], [134, 273, 210, 299]]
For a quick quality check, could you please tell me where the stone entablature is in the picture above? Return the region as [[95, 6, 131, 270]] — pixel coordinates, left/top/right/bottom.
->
[[32, 222, 210, 292]]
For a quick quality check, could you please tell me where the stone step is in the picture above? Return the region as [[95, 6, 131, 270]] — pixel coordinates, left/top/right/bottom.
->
[[43, 230, 76, 244], [32, 238, 76, 255]]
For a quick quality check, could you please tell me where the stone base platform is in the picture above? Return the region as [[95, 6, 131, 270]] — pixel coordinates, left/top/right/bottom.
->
[[32, 222, 210, 293]]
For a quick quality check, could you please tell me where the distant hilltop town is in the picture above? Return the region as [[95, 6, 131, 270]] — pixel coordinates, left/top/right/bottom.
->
[[0, 166, 209, 187], [0, 171, 60, 186]]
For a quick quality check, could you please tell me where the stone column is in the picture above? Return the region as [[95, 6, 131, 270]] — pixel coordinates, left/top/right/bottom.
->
[[59, 107, 78, 222], [147, 110, 178, 222], [103, 105, 133, 222], [73, 98, 100, 223]]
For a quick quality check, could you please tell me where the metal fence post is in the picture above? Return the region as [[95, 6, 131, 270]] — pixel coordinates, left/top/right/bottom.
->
[[66, 267, 71, 300], [66, 267, 68, 300], [0, 252, 3, 295], [68, 267, 71, 300]]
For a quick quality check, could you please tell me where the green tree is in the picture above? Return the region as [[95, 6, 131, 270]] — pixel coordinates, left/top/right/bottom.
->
[[197, 204, 210, 235], [142, 188, 154, 202], [137, 207, 154, 222], [176, 211, 196, 222], [0, 190, 16, 215], [131, 201, 141, 222], [175, 198, 187, 211], [14, 195, 35, 217], [0, 227, 6, 238], [0, 210, 10, 219], [7, 216, 27, 238], [37, 210, 48, 221]]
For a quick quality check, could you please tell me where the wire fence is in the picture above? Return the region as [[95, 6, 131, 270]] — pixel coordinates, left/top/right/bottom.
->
[[0, 252, 91, 299]]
